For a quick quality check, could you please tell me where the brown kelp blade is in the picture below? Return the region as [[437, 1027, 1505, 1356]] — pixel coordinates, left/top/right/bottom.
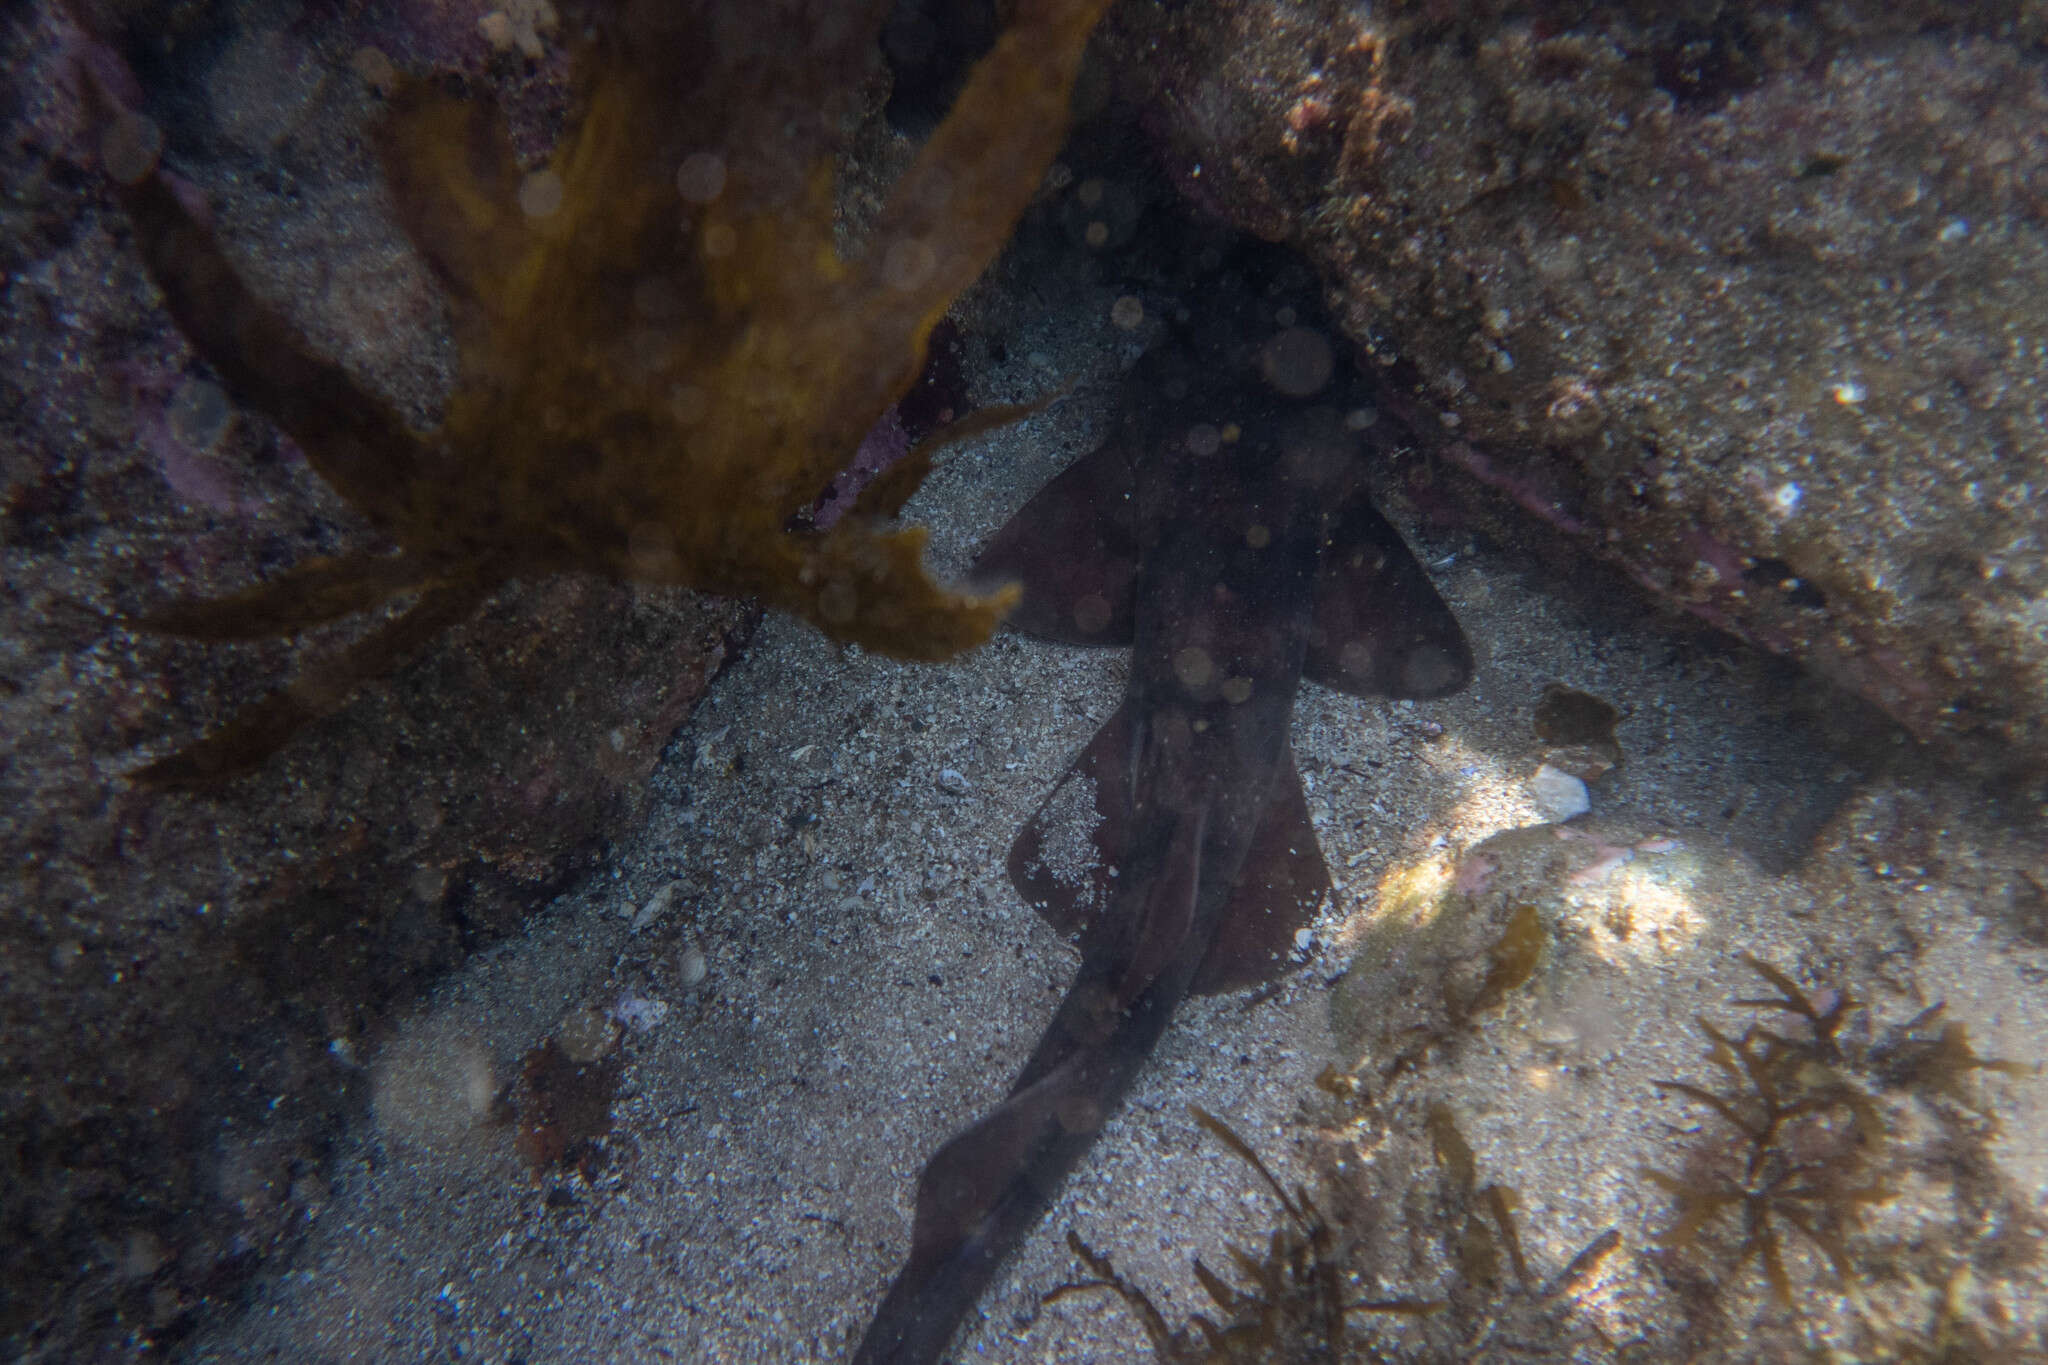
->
[[110, 173, 427, 538], [1007, 706, 1328, 996], [130, 552, 430, 640], [968, 434, 1140, 646], [132, 577, 490, 788], [1304, 483, 1473, 699], [369, 82, 538, 356]]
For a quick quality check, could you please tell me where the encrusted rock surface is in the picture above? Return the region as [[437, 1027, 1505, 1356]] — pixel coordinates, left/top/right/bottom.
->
[[1104, 1, 2048, 772], [0, 7, 744, 1354]]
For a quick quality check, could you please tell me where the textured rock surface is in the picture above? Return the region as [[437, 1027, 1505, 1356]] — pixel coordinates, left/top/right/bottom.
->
[[0, 7, 746, 1355], [1103, 1, 2048, 773]]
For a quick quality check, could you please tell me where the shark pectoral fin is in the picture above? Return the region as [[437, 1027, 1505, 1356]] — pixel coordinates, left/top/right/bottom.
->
[[1191, 749, 1332, 995], [1006, 703, 1136, 944], [967, 437, 1139, 646], [1303, 487, 1475, 700]]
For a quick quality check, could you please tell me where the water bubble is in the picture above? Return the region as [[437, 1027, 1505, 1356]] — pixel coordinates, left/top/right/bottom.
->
[[517, 168, 564, 218], [557, 1007, 618, 1063], [883, 237, 936, 292], [676, 151, 727, 204], [632, 275, 684, 322], [1400, 644, 1465, 696], [100, 111, 163, 186], [350, 46, 397, 95], [1064, 177, 1137, 252], [168, 377, 233, 451], [702, 223, 738, 259], [670, 385, 708, 425], [1258, 326, 1334, 396], [818, 579, 858, 623], [628, 521, 678, 577]]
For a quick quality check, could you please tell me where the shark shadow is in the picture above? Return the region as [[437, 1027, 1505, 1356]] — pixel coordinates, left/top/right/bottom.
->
[[853, 262, 1474, 1363]]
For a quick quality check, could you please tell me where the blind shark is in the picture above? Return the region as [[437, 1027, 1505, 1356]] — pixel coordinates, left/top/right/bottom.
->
[[854, 263, 1473, 1363]]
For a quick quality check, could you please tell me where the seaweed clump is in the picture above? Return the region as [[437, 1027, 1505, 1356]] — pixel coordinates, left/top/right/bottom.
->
[[85, 0, 1111, 785], [1051, 1107, 1439, 1362], [1645, 955, 2043, 1350], [1051, 1104, 1622, 1362]]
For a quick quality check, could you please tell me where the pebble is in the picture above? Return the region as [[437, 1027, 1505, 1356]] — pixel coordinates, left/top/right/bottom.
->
[[677, 944, 709, 989], [935, 768, 970, 796], [1529, 764, 1591, 822], [612, 995, 670, 1034], [629, 882, 679, 932]]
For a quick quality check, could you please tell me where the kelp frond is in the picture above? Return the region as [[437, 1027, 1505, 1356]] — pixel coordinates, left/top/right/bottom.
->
[[89, 0, 1110, 785]]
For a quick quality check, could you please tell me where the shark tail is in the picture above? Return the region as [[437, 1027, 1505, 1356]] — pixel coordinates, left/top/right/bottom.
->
[[850, 965, 1188, 1365]]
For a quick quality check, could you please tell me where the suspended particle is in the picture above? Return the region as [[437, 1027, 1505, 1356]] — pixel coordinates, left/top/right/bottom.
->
[[1110, 294, 1144, 330], [350, 47, 398, 95], [1258, 326, 1334, 397], [1173, 645, 1215, 689], [883, 237, 937, 292], [518, 168, 565, 218], [670, 384, 709, 425], [1071, 592, 1112, 635], [168, 377, 233, 451], [702, 223, 738, 259], [627, 521, 678, 578], [676, 151, 727, 204], [100, 111, 163, 186], [818, 579, 859, 624]]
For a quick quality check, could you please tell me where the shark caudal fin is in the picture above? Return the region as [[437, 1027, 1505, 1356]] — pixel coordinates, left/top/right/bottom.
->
[[1305, 483, 1474, 700], [1005, 704, 1329, 995], [967, 438, 1139, 646]]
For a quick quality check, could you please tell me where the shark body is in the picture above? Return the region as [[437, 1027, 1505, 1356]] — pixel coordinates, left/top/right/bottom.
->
[[855, 271, 1473, 1364]]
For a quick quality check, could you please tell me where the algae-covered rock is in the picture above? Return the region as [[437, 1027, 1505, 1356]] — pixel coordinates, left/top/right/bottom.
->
[[1104, 2, 2048, 775]]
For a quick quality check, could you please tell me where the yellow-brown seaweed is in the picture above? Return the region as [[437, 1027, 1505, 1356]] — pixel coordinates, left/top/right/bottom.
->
[[100, 0, 1110, 785]]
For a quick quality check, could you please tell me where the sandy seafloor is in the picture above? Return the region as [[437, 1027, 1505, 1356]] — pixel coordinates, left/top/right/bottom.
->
[[185, 266, 2048, 1363]]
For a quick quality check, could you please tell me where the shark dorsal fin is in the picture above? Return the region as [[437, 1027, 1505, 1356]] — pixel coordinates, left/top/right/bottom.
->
[[968, 437, 1139, 646], [1306, 485, 1473, 699]]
